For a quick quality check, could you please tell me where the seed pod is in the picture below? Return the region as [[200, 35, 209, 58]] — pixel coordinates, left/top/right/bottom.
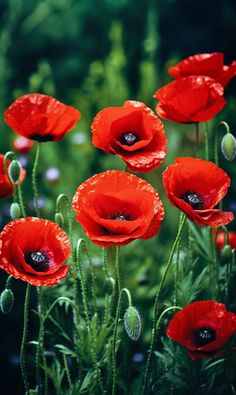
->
[[221, 133, 236, 161], [10, 202, 21, 219], [55, 212, 64, 228], [9, 159, 22, 183], [124, 306, 141, 341], [0, 288, 14, 315], [220, 244, 233, 264]]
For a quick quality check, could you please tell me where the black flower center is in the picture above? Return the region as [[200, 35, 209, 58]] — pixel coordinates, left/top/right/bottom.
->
[[120, 132, 139, 146], [108, 213, 131, 221], [25, 251, 50, 272], [195, 327, 216, 347], [30, 134, 55, 142], [181, 191, 204, 210]]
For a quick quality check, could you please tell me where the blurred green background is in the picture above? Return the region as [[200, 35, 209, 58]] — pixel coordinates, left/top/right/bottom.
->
[[0, 0, 236, 393]]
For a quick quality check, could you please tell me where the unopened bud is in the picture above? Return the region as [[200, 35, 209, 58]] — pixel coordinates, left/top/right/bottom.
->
[[9, 160, 22, 183], [55, 212, 64, 228], [0, 289, 14, 314], [221, 133, 236, 161], [10, 202, 21, 219], [220, 244, 233, 264], [124, 306, 141, 341]]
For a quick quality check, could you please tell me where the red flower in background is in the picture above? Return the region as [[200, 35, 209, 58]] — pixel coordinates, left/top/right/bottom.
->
[[167, 301, 236, 360], [72, 170, 164, 247], [0, 154, 25, 199], [4, 94, 81, 142], [162, 157, 233, 226], [92, 101, 167, 173], [0, 218, 71, 286], [169, 52, 236, 88], [215, 230, 236, 250], [154, 76, 226, 123], [12, 136, 35, 154]]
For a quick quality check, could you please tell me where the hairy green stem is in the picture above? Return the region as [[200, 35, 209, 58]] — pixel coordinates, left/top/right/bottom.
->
[[114, 246, 121, 295], [112, 288, 132, 395], [20, 283, 31, 395], [32, 142, 41, 217], [143, 214, 186, 392], [204, 122, 209, 160]]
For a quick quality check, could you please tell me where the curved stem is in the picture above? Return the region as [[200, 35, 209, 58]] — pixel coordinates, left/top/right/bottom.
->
[[32, 142, 41, 217], [143, 214, 186, 393], [112, 288, 132, 395], [20, 283, 31, 395]]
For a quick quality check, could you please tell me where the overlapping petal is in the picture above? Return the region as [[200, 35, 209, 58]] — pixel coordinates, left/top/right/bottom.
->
[[72, 170, 164, 246], [154, 76, 226, 123], [167, 301, 236, 360], [92, 101, 167, 173], [162, 157, 233, 226], [169, 52, 236, 88], [4, 94, 81, 142], [0, 217, 71, 286]]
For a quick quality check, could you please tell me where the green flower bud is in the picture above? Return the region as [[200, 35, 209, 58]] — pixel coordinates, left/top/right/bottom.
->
[[55, 212, 64, 228], [220, 244, 233, 264], [221, 133, 236, 161], [10, 202, 21, 219], [124, 306, 141, 341], [0, 288, 14, 315], [9, 159, 22, 183]]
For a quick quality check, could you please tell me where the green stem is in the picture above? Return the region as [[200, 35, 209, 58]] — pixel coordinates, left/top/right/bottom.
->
[[143, 214, 186, 393], [204, 122, 209, 161], [112, 288, 132, 395], [20, 283, 31, 395], [114, 246, 121, 295], [214, 130, 219, 166], [156, 306, 182, 333], [32, 142, 41, 217], [17, 182, 26, 217], [76, 239, 105, 394], [63, 354, 72, 389], [36, 287, 46, 395], [194, 123, 199, 157]]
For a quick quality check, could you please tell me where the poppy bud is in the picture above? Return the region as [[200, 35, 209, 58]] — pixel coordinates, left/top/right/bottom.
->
[[9, 160, 22, 183], [124, 306, 142, 341], [55, 212, 64, 228], [10, 202, 21, 219], [0, 288, 14, 314], [221, 133, 236, 161], [220, 244, 233, 264]]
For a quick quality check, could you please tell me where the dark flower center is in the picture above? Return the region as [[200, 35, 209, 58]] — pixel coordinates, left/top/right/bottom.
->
[[108, 213, 131, 221], [30, 134, 55, 142], [120, 132, 138, 146], [181, 191, 204, 210], [25, 251, 50, 272], [195, 327, 216, 347]]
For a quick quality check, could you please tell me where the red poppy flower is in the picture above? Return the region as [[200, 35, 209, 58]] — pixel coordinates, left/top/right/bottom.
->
[[92, 101, 167, 173], [0, 154, 25, 199], [168, 53, 236, 88], [215, 230, 236, 250], [154, 76, 226, 123], [167, 301, 236, 360], [72, 170, 164, 247], [4, 94, 81, 142], [162, 157, 233, 226], [0, 218, 71, 286], [12, 136, 35, 154]]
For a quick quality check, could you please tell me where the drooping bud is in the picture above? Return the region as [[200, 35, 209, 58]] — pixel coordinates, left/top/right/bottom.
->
[[0, 288, 14, 314], [220, 244, 233, 264], [9, 159, 22, 183], [221, 133, 236, 161], [55, 212, 64, 228], [124, 306, 141, 341], [10, 202, 21, 219]]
